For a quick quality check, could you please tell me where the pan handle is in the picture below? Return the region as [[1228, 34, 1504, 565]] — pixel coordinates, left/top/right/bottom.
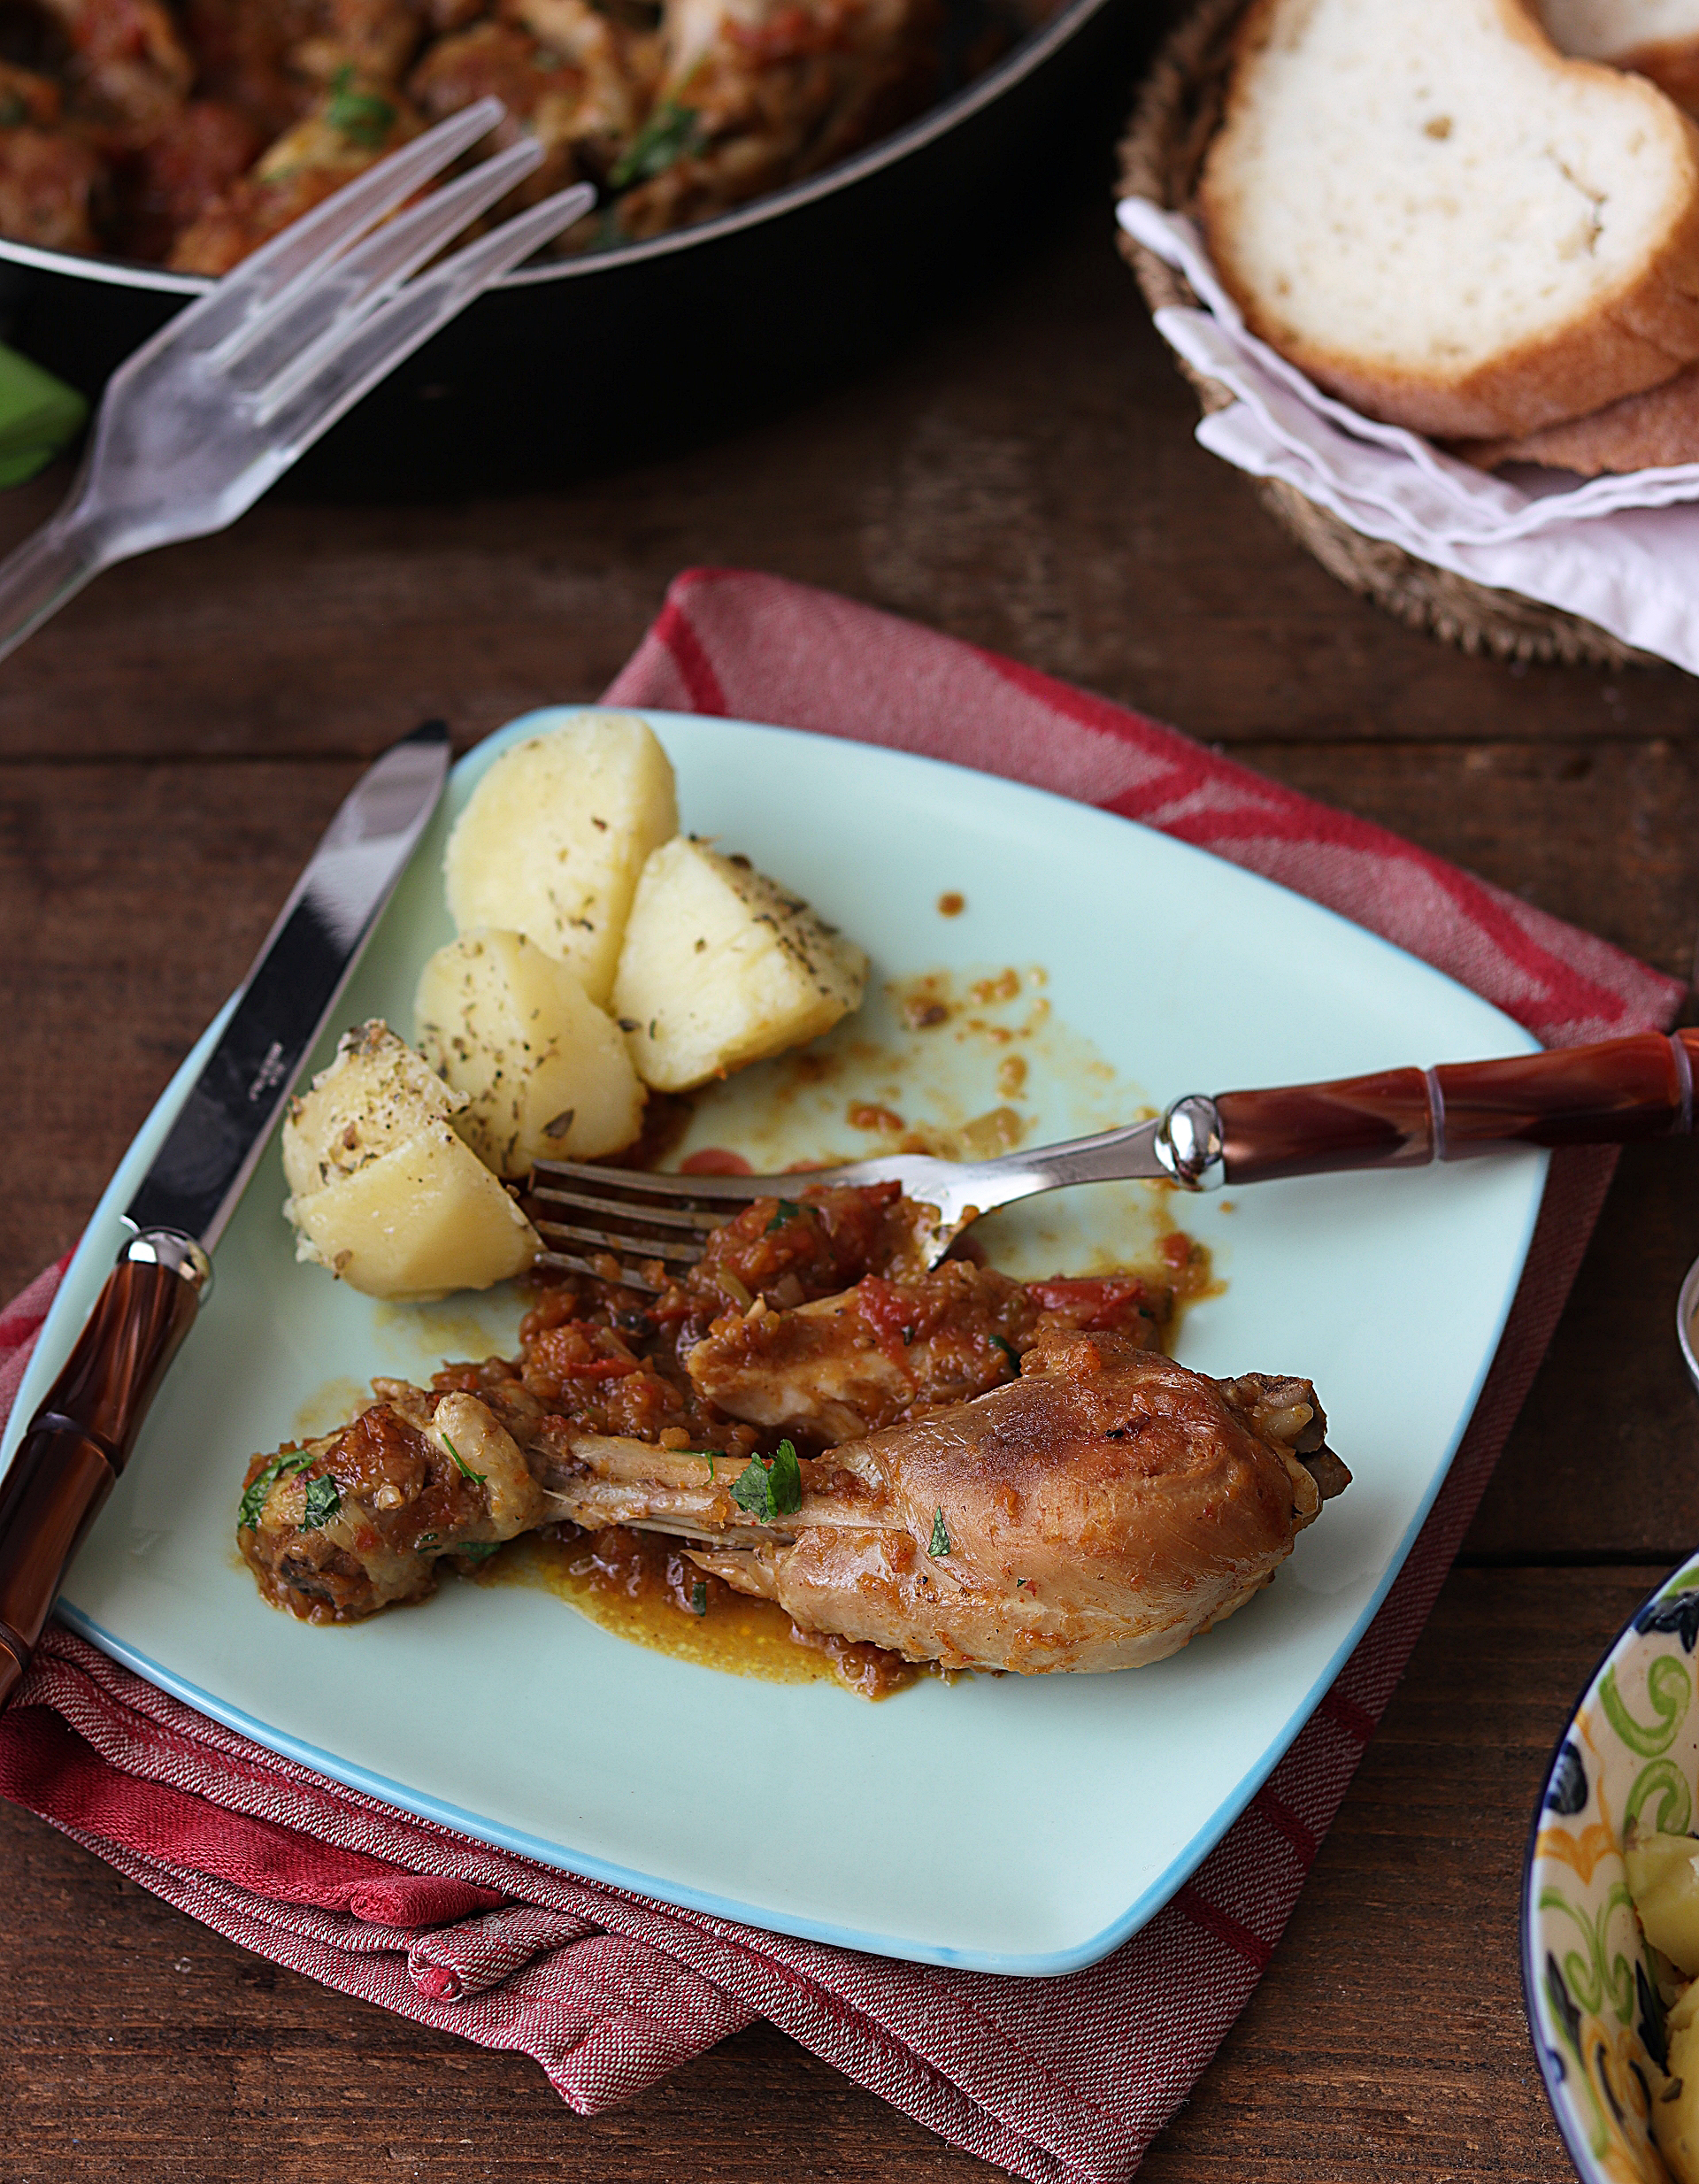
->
[[1211, 1029, 1699, 1187]]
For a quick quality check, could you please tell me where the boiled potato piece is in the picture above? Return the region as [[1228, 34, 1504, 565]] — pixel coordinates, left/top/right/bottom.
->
[[1661, 2014, 1699, 2183], [612, 836, 868, 1092], [1629, 1834, 1699, 1977], [282, 1021, 538, 1300], [443, 712, 678, 1005], [414, 929, 644, 1176]]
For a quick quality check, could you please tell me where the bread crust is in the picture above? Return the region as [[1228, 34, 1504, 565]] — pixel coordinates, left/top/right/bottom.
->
[[1452, 354, 1699, 468], [1617, 34, 1699, 110], [1199, 0, 1699, 438]]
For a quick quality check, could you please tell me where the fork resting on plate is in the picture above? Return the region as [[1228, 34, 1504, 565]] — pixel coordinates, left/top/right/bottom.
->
[[530, 1026, 1699, 1285]]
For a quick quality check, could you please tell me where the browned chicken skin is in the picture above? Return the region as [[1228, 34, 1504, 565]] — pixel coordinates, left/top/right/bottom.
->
[[238, 1189, 1347, 1676]]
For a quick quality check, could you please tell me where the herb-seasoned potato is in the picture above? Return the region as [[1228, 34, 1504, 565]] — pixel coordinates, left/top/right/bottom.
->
[[442, 712, 679, 1005], [281, 1021, 539, 1299], [1629, 1832, 1699, 1977], [612, 836, 868, 1092], [1662, 1987, 1699, 2182], [414, 929, 644, 1176]]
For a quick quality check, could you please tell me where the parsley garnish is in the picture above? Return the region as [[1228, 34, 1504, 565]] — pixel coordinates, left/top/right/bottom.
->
[[326, 66, 395, 149], [992, 1335, 1021, 1376], [765, 1199, 803, 1234], [729, 1438, 803, 1522], [609, 102, 704, 188], [238, 1448, 312, 1532], [928, 1508, 950, 1558], [301, 1474, 342, 1532], [690, 1580, 707, 1617], [457, 1541, 500, 1564], [442, 1434, 486, 1485]]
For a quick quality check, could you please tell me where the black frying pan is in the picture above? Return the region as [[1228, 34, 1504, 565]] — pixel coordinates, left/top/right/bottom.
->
[[0, 0, 1156, 493]]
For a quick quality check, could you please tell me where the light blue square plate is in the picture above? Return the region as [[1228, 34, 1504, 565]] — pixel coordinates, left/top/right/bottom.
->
[[3, 708, 1546, 1974]]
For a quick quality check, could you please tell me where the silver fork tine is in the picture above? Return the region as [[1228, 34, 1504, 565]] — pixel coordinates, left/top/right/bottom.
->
[[219, 137, 545, 392], [537, 1220, 704, 1265], [146, 98, 508, 367], [257, 181, 595, 441], [531, 1159, 776, 1206], [528, 1186, 724, 1233]]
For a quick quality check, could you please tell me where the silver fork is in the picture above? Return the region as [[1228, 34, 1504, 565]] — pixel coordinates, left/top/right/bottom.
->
[[531, 1023, 1699, 1288], [527, 1106, 1209, 1289], [0, 98, 591, 665]]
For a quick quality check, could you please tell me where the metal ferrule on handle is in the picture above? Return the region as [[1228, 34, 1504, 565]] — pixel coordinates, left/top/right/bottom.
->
[[0, 1230, 209, 1705], [1152, 1028, 1699, 1189]]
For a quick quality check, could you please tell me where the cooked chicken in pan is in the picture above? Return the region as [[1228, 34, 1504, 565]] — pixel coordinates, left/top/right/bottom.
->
[[0, 0, 1050, 268], [239, 1180, 1347, 1678]]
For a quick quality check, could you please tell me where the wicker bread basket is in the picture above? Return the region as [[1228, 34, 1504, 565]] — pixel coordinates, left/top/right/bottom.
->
[[1114, 0, 1651, 668]]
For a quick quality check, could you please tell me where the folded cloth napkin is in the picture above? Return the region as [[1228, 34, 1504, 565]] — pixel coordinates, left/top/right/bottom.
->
[[0, 569, 1682, 2184], [1118, 198, 1699, 674]]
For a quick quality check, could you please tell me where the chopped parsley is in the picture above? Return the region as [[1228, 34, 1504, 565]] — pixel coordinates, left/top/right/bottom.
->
[[300, 1474, 342, 1532], [690, 1580, 707, 1617], [238, 1448, 312, 1532], [457, 1541, 500, 1564], [991, 1335, 1021, 1376], [326, 66, 396, 149], [928, 1508, 951, 1558], [765, 1198, 803, 1234], [729, 1438, 803, 1522], [608, 102, 704, 188], [442, 1434, 486, 1485]]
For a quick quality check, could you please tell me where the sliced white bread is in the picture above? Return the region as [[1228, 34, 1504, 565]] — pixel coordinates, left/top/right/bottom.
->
[[1199, 0, 1699, 439], [1537, 1, 1699, 112], [1453, 355, 1699, 467]]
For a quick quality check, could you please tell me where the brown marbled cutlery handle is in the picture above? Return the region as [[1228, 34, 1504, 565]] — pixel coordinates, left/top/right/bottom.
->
[[0, 1231, 208, 1710], [1214, 1028, 1699, 1186]]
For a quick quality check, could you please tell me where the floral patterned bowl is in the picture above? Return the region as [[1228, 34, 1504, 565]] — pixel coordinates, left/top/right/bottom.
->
[[1526, 1560, 1699, 2182]]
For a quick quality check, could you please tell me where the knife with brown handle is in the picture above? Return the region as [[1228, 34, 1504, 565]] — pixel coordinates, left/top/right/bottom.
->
[[0, 720, 450, 1711]]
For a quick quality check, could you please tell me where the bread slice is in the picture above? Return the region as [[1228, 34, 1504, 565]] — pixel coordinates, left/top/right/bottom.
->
[[1537, 1, 1699, 112], [1453, 354, 1699, 466], [1199, 0, 1699, 438]]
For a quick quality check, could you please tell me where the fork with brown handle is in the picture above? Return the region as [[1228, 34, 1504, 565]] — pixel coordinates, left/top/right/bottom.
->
[[528, 1027, 1699, 1286], [0, 96, 591, 665]]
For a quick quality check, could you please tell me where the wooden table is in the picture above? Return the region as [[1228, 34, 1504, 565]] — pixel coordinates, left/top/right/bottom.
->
[[3, 96, 1696, 2183]]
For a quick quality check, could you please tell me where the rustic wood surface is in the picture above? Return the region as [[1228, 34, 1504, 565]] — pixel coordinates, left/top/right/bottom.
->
[[3, 62, 1697, 2178]]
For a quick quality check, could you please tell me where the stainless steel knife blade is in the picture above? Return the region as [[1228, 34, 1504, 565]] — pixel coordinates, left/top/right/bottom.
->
[[0, 718, 450, 1710], [124, 719, 450, 1253]]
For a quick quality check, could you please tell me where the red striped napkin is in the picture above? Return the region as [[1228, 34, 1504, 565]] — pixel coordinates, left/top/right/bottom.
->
[[0, 569, 1680, 2184]]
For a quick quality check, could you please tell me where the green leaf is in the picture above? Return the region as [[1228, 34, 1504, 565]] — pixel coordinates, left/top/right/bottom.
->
[[928, 1508, 950, 1558], [765, 1199, 803, 1234], [608, 103, 703, 189], [442, 1434, 486, 1485], [991, 1335, 1021, 1376], [326, 65, 396, 149], [457, 1541, 500, 1564], [300, 1474, 342, 1532], [238, 1448, 312, 1532], [690, 1580, 707, 1617], [730, 1437, 803, 1522]]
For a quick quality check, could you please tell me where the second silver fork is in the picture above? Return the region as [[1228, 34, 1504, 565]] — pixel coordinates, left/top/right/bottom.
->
[[0, 99, 591, 665]]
